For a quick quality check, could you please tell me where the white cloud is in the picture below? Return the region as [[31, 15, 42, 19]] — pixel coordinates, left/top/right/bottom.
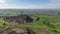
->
[[41, 0, 60, 9], [49, 0, 60, 3], [0, 0, 5, 3], [0, 0, 6, 6], [0, 0, 60, 9]]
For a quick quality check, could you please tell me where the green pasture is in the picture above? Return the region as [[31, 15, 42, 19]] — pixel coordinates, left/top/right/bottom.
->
[[0, 13, 60, 34]]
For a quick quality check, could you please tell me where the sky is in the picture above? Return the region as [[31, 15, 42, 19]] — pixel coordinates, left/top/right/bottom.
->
[[0, 0, 60, 9]]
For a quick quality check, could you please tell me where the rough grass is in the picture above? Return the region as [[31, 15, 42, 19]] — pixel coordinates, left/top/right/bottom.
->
[[0, 14, 60, 34]]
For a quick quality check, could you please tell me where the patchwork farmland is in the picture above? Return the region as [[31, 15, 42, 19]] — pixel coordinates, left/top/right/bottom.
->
[[0, 9, 60, 34]]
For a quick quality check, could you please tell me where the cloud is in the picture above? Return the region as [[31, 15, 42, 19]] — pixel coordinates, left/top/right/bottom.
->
[[0, 0, 7, 7], [0, 0, 20, 9], [0, 0, 6, 6], [0, 0, 5, 3], [39, 0, 60, 9], [0, 0, 60, 9], [48, 0, 60, 5], [49, 0, 60, 3]]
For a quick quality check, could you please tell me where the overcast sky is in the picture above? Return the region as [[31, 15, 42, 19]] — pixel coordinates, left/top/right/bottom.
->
[[0, 0, 60, 9]]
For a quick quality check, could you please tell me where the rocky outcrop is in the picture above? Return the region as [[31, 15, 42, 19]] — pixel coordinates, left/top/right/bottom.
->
[[35, 28, 51, 34], [0, 28, 51, 34], [3, 14, 34, 25]]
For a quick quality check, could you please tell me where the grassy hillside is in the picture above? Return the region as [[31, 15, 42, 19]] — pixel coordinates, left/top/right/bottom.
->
[[0, 10, 60, 34]]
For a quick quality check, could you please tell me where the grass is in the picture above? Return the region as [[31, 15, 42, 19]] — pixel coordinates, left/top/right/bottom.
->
[[0, 13, 60, 34]]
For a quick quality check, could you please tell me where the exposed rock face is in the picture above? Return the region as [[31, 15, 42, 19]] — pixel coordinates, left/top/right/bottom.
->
[[0, 28, 51, 34], [1, 28, 35, 34], [7, 31, 16, 34], [4, 14, 34, 25], [1, 28, 26, 34], [26, 16, 33, 23], [12, 28, 26, 34], [0, 28, 5, 34], [36, 17, 40, 21], [35, 28, 51, 34]]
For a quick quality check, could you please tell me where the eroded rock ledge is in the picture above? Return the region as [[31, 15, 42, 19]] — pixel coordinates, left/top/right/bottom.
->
[[0, 28, 51, 34]]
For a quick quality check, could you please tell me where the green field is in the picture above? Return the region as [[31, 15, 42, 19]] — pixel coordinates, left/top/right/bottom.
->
[[0, 11, 60, 34]]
